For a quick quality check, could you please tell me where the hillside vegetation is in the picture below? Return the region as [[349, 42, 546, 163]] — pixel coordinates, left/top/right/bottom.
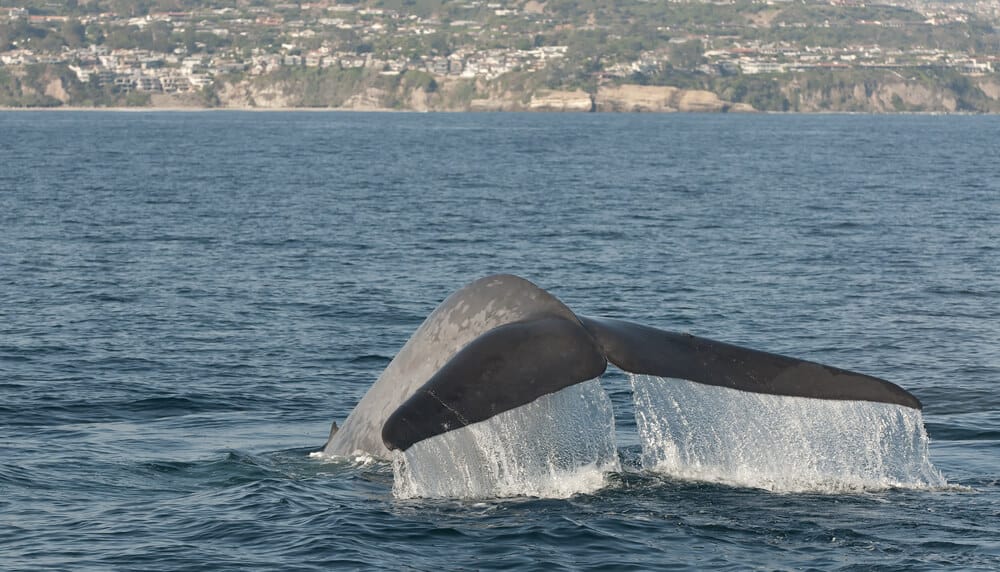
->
[[1, 1, 999, 112]]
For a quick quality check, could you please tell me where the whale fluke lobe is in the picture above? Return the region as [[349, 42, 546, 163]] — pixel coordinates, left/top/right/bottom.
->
[[579, 316, 922, 410], [382, 317, 607, 451], [324, 274, 923, 459], [323, 274, 580, 458]]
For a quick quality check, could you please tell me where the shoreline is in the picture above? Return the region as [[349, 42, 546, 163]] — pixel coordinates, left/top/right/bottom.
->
[[0, 105, 401, 112], [0, 105, 990, 115]]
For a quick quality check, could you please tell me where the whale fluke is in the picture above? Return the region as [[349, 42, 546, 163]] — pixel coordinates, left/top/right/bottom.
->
[[323, 274, 579, 458], [324, 275, 922, 457], [382, 317, 607, 452], [579, 316, 921, 410]]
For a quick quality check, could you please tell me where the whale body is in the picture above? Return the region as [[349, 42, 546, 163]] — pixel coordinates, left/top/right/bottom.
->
[[323, 274, 920, 459]]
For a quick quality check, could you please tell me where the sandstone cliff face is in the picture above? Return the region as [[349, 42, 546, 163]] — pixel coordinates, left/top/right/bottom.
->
[[875, 82, 959, 112], [596, 85, 729, 112], [407, 87, 433, 112], [212, 75, 741, 113], [791, 82, 957, 112], [4, 61, 999, 113], [467, 98, 511, 111], [43, 77, 70, 103], [527, 90, 594, 112], [341, 87, 391, 110], [1, 66, 71, 105], [215, 75, 435, 110], [148, 93, 204, 108], [977, 79, 1000, 101], [180, 72, 1000, 114], [218, 80, 295, 108]]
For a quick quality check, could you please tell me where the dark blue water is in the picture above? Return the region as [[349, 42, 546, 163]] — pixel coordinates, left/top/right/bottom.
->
[[2, 111, 998, 570]]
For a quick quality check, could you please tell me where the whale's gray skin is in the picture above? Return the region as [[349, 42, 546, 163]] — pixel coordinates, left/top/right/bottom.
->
[[324, 274, 579, 458], [578, 316, 922, 410], [326, 274, 922, 458], [381, 317, 608, 453]]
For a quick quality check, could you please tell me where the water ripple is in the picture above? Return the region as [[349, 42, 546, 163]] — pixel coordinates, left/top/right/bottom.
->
[[1, 112, 998, 571]]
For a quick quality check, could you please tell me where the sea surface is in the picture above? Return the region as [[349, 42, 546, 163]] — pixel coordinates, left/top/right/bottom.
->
[[1, 111, 998, 571]]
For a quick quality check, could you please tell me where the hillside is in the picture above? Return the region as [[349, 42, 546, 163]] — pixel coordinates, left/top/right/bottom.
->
[[1, 1, 999, 112]]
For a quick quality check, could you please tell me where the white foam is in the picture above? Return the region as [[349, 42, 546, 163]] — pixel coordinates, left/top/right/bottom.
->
[[392, 379, 620, 499], [630, 374, 947, 493], [308, 450, 379, 467]]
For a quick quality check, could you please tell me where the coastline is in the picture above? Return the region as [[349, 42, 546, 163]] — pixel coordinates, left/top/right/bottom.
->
[[0, 105, 990, 114], [4, 67, 998, 113], [0, 105, 403, 112]]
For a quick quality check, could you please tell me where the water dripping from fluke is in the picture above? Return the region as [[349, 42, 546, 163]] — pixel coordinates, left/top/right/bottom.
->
[[629, 374, 948, 493], [391, 379, 620, 500]]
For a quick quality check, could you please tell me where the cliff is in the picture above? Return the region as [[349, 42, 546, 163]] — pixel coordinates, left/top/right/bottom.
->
[[208, 73, 743, 112], [596, 85, 748, 113], [3, 64, 1000, 113], [784, 77, 996, 113], [191, 69, 1000, 113]]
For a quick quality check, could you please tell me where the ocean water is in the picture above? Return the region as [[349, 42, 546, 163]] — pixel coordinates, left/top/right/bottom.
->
[[1, 111, 998, 570]]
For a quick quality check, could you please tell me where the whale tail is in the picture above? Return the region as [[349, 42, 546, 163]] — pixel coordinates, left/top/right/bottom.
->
[[324, 274, 921, 457]]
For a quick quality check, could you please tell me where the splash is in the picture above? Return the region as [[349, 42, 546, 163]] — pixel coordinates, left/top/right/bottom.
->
[[630, 374, 947, 493], [308, 450, 379, 468], [392, 379, 620, 499]]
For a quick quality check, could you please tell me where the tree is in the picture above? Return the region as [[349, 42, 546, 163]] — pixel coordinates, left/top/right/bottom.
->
[[85, 23, 105, 45], [106, 27, 137, 49], [182, 26, 197, 54], [148, 21, 173, 53], [428, 33, 451, 56], [62, 18, 87, 48], [669, 40, 705, 71]]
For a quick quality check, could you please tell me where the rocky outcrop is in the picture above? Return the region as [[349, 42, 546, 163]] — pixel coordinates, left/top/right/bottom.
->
[[7, 62, 997, 113], [785, 79, 989, 112], [216, 79, 293, 108], [43, 77, 70, 103], [148, 93, 204, 108], [528, 90, 594, 111], [212, 75, 740, 113], [341, 87, 391, 110], [407, 87, 433, 112], [977, 78, 1000, 101], [596, 85, 731, 112], [467, 97, 510, 111], [874, 82, 958, 112]]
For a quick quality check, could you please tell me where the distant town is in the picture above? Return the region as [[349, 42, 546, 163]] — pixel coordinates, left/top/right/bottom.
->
[[2, 1, 999, 112]]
